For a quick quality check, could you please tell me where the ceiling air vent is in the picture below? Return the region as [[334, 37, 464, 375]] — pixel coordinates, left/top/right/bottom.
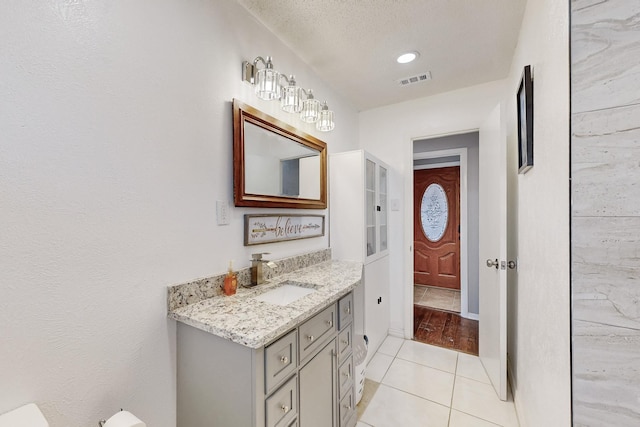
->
[[397, 71, 432, 86]]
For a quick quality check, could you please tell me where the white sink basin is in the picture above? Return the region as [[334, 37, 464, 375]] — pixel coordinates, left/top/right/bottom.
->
[[254, 284, 316, 306]]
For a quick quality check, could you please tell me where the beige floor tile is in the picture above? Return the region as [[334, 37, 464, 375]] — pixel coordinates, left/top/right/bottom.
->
[[397, 339, 459, 373], [377, 335, 404, 357], [360, 384, 450, 427], [456, 353, 491, 384], [382, 358, 455, 406], [452, 293, 461, 312], [452, 376, 519, 427], [415, 286, 462, 313], [365, 352, 394, 382], [449, 410, 502, 427]]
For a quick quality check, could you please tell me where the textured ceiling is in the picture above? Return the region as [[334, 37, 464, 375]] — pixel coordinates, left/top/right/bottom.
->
[[236, 0, 527, 111]]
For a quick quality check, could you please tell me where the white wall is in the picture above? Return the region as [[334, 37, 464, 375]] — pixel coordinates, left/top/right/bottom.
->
[[359, 80, 505, 335], [0, 1, 358, 426], [504, 0, 571, 425]]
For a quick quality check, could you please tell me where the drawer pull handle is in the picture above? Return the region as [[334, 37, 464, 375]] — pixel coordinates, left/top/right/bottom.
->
[[280, 356, 289, 364], [281, 405, 289, 413], [326, 320, 333, 327], [307, 335, 314, 341]]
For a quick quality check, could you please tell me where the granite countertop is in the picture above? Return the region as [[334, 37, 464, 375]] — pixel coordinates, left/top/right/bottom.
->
[[168, 259, 363, 349]]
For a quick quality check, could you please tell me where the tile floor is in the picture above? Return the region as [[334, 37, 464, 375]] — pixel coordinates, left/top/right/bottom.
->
[[414, 285, 461, 313], [357, 336, 519, 427]]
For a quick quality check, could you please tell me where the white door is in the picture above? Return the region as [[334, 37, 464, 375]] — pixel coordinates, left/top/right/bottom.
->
[[478, 104, 508, 400]]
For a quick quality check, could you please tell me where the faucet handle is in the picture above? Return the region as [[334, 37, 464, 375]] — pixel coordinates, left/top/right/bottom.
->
[[251, 252, 271, 261]]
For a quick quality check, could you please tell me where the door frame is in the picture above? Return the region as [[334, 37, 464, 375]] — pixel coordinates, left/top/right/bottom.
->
[[404, 136, 477, 339]]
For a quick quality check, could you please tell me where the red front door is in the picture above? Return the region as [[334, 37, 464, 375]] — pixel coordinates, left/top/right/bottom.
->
[[413, 166, 460, 289]]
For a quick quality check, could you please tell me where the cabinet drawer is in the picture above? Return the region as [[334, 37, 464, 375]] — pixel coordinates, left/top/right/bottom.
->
[[299, 304, 336, 361], [339, 385, 355, 427], [338, 355, 354, 399], [337, 323, 352, 364], [265, 330, 298, 394], [338, 292, 353, 330], [265, 376, 297, 427]]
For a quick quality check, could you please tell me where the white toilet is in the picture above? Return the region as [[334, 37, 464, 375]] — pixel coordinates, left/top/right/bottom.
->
[[0, 403, 49, 427]]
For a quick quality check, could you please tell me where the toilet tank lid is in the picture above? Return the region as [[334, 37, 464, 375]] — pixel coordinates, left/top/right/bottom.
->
[[0, 403, 49, 427]]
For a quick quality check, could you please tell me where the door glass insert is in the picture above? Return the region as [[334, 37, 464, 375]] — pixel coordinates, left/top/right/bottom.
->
[[420, 183, 448, 242]]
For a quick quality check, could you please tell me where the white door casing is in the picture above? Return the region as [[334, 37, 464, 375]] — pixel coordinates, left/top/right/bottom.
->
[[478, 104, 508, 400]]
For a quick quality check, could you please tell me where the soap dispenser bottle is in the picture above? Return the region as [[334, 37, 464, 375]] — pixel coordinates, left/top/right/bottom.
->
[[222, 261, 237, 296]]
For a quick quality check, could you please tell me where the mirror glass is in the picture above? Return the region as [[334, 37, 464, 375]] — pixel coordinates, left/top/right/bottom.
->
[[244, 121, 321, 199], [233, 99, 327, 209]]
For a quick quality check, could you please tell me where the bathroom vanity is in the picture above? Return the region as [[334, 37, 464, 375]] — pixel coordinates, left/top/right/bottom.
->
[[169, 257, 362, 427]]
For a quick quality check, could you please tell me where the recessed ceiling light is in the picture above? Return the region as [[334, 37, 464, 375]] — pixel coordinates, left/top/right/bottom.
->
[[397, 51, 419, 64]]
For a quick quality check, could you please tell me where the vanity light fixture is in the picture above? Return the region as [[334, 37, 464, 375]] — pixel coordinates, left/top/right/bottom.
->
[[300, 89, 321, 123], [242, 56, 335, 131], [280, 75, 303, 113], [316, 102, 335, 132], [250, 56, 281, 101]]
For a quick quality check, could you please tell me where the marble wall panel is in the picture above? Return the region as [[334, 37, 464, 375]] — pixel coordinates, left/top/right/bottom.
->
[[572, 1, 640, 425], [571, 0, 640, 113], [572, 104, 640, 216], [572, 321, 640, 426]]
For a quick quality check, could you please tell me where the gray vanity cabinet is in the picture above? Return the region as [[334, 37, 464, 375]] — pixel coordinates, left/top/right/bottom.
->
[[299, 340, 336, 427], [176, 291, 356, 427]]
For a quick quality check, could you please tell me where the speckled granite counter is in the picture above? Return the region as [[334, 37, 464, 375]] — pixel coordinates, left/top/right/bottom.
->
[[168, 259, 362, 349]]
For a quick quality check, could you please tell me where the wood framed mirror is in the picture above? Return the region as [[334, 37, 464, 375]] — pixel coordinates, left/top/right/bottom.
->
[[233, 99, 327, 209]]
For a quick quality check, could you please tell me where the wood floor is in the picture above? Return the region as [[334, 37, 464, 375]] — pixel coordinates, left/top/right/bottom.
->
[[413, 305, 479, 355]]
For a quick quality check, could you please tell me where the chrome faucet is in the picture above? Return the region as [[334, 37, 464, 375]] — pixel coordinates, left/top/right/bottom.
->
[[250, 253, 278, 286]]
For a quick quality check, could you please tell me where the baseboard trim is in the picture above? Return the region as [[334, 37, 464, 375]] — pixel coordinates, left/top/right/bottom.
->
[[464, 312, 479, 321], [388, 327, 405, 339], [507, 354, 526, 427]]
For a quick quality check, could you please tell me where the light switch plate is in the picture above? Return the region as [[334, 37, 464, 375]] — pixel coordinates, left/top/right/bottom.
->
[[216, 200, 230, 225]]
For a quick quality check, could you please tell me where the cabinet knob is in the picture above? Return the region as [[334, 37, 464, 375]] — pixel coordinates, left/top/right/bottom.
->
[[281, 405, 289, 413], [307, 335, 314, 341], [280, 356, 289, 364], [326, 320, 333, 327], [342, 372, 351, 378], [346, 307, 351, 314], [341, 339, 349, 345], [343, 404, 352, 410]]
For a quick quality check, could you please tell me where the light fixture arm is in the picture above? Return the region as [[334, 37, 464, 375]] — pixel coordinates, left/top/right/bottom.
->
[[243, 56, 275, 85]]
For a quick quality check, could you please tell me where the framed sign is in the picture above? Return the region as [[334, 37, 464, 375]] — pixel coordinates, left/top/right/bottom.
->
[[244, 214, 325, 246], [517, 65, 534, 174]]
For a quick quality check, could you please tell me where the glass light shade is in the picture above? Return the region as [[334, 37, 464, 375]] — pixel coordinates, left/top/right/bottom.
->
[[316, 104, 335, 132], [255, 67, 281, 101], [300, 96, 321, 123], [281, 78, 302, 113]]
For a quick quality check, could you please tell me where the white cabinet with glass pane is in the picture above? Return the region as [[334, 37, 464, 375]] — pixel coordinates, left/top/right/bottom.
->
[[330, 150, 389, 362]]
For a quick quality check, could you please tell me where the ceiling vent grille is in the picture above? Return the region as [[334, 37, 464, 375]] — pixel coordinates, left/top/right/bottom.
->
[[397, 71, 432, 86]]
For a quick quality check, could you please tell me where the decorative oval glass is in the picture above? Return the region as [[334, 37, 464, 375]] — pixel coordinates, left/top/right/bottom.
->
[[420, 183, 449, 242]]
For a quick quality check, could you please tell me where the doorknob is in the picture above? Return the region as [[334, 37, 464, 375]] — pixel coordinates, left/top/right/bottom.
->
[[486, 258, 499, 269], [507, 260, 517, 269]]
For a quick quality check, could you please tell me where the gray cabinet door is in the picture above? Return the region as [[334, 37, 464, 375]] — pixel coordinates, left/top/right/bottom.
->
[[299, 339, 336, 427]]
